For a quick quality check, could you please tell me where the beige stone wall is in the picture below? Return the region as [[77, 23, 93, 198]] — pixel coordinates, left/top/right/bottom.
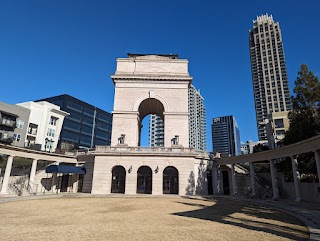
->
[[81, 156, 95, 193], [84, 154, 209, 196], [114, 56, 190, 76], [111, 85, 189, 147]]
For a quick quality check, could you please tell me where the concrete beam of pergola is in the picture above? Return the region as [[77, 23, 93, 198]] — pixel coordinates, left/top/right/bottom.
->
[[214, 135, 320, 165], [0, 143, 77, 163]]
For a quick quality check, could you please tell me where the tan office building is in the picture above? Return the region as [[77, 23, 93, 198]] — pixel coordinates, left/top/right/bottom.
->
[[249, 14, 292, 141]]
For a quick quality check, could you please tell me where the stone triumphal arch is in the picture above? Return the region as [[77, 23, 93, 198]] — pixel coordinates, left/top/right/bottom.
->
[[111, 53, 191, 147]]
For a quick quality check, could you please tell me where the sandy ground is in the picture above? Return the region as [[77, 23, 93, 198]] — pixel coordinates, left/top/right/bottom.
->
[[0, 196, 309, 241]]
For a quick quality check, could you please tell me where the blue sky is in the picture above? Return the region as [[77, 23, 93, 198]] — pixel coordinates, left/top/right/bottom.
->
[[1, 0, 319, 150]]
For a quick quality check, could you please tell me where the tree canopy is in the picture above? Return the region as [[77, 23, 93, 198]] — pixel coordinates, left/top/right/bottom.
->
[[283, 64, 320, 145]]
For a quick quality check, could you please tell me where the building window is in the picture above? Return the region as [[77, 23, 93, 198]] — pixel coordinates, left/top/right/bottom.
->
[[274, 119, 284, 128], [45, 138, 54, 152], [16, 120, 24, 129], [13, 133, 21, 142], [49, 117, 58, 126], [276, 130, 285, 139], [47, 128, 55, 137]]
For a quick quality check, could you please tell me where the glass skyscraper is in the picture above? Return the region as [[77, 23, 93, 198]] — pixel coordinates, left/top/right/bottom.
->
[[37, 94, 112, 150], [211, 115, 241, 157]]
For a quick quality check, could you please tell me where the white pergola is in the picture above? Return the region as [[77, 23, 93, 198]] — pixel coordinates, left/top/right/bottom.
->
[[212, 135, 320, 202]]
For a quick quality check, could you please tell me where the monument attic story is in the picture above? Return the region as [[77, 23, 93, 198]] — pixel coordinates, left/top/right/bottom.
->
[[127, 53, 179, 59], [111, 53, 192, 82]]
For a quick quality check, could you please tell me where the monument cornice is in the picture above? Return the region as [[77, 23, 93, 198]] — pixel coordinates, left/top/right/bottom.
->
[[111, 74, 192, 83]]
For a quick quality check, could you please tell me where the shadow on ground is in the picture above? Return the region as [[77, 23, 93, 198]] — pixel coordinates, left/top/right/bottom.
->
[[173, 196, 309, 241]]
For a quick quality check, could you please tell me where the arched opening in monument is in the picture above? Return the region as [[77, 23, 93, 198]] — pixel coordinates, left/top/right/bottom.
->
[[163, 166, 179, 194], [138, 98, 164, 147], [111, 165, 126, 194], [137, 166, 152, 194]]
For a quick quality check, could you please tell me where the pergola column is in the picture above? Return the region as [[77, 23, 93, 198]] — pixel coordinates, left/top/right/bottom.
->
[[72, 163, 79, 193], [0, 156, 14, 194], [315, 150, 320, 185], [72, 174, 79, 193], [231, 164, 237, 195], [29, 159, 38, 184], [212, 165, 220, 194], [51, 173, 58, 193], [291, 155, 303, 202], [269, 159, 279, 200], [250, 162, 256, 197]]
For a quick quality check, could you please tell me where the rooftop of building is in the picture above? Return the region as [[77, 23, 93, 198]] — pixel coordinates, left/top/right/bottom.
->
[[36, 94, 112, 116], [253, 13, 275, 24], [127, 53, 179, 59]]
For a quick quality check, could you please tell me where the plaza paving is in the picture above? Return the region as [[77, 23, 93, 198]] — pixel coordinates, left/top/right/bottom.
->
[[0, 195, 310, 241]]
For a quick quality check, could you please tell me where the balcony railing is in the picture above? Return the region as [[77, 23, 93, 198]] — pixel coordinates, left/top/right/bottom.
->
[[0, 135, 13, 144], [28, 129, 38, 135], [76, 145, 210, 157], [0, 118, 16, 128]]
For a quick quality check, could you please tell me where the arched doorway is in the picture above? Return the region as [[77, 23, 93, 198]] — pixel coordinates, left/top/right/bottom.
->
[[137, 166, 152, 194], [163, 166, 179, 194], [111, 166, 126, 194]]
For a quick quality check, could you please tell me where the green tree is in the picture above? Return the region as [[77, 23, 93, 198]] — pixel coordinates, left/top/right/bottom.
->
[[281, 64, 320, 182], [283, 64, 320, 145]]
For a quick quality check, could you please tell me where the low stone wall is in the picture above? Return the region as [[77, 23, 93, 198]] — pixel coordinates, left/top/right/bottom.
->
[[280, 181, 320, 202]]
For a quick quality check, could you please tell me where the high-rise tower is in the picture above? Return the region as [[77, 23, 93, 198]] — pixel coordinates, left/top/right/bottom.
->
[[211, 115, 241, 157], [149, 85, 207, 151], [188, 85, 207, 151], [249, 14, 292, 141], [149, 114, 164, 147]]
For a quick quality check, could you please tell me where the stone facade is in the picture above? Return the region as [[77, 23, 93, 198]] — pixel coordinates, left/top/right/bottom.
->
[[111, 54, 192, 147], [78, 54, 211, 195], [79, 151, 210, 195]]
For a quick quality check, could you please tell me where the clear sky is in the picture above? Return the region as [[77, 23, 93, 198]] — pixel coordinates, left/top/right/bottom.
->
[[1, 0, 319, 150]]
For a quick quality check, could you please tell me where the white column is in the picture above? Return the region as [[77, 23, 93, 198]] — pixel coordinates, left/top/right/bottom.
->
[[250, 162, 256, 197], [291, 156, 303, 202], [212, 165, 219, 194], [0, 156, 14, 194], [29, 159, 38, 184], [231, 164, 237, 195], [51, 173, 58, 193], [72, 174, 79, 193], [315, 150, 320, 185], [269, 159, 279, 200]]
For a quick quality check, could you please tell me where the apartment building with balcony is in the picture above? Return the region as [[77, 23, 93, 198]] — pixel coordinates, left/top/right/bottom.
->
[[149, 85, 207, 151], [17, 101, 69, 152], [149, 115, 164, 147], [188, 85, 207, 151], [0, 102, 30, 147]]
